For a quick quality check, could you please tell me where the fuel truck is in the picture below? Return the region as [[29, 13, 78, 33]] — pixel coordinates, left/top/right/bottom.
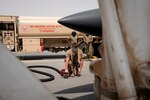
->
[[0, 15, 101, 54]]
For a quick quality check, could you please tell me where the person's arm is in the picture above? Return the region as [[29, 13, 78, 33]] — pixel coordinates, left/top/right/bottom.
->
[[79, 50, 84, 73], [79, 59, 84, 73], [88, 35, 93, 43], [83, 34, 87, 43], [65, 50, 70, 73], [65, 57, 70, 73]]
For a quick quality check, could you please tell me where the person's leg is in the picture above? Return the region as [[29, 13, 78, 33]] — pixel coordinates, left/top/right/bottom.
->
[[76, 63, 81, 76]]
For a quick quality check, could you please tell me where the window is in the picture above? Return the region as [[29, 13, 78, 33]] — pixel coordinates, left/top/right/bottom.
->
[[0, 23, 14, 30]]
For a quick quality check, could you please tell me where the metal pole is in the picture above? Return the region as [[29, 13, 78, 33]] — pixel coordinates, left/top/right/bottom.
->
[[98, 0, 137, 99]]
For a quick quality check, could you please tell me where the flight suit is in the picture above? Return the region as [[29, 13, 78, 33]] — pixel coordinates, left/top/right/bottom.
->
[[83, 34, 94, 58], [65, 48, 84, 76]]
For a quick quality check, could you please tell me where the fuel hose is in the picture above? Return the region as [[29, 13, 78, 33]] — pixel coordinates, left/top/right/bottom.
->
[[28, 65, 71, 100], [27, 65, 61, 82]]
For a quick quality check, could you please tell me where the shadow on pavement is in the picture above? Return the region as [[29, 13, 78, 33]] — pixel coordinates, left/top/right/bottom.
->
[[55, 83, 98, 100], [54, 83, 93, 94], [16, 55, 65, 60], [72, 93, 98, 100]]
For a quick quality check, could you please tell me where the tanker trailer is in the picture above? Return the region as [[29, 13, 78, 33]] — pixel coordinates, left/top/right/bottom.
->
[[0, 15, 101, 57], [17, 16, 83, 52]]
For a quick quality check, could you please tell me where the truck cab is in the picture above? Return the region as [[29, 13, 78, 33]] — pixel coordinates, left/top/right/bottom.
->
[[0, 15, 18, 51]]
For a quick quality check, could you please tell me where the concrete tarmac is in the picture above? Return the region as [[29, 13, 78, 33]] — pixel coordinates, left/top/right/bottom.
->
[[21, 57, 98, 100]]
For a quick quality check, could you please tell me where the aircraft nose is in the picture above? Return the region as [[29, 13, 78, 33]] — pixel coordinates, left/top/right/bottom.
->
[[58, 9, 102, 37], [57, 17, 67, 24], [58, 17, 74, 27]]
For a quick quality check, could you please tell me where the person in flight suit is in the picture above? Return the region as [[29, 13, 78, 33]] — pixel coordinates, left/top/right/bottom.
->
[[67, 31, 78, 48], [83, 34, 94, 58], [64, 42, 84, 77], [69, 31, 78, 44]]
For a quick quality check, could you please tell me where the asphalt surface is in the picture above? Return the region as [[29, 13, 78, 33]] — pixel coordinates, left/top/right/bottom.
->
[[21, 53, 98, 100]]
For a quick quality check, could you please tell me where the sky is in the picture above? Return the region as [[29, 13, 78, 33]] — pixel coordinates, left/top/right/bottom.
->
[[0, 0, 99, 17]]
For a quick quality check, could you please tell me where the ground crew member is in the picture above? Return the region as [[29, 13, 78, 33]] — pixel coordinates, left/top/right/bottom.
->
[[64, 42, 84, 77], [69, 31, 78, 44], [83, 34, 94, 58]]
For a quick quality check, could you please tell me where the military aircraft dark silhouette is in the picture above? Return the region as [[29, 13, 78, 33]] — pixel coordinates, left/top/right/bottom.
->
[[58, 9, 102, 37]]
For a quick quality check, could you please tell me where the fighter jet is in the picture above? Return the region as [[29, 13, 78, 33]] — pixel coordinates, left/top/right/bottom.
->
[[58, 9, 102, 37]]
